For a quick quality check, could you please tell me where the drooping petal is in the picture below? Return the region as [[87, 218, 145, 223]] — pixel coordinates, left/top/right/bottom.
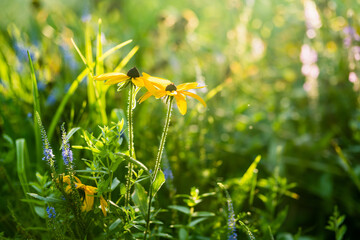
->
[[83, 186, 97, 211], [177, 82, 202, 91], [143, 78, 167, 98], [174, 93, 187, 115], [181, 91, 207, 107], [94, 72, 127, 81], [139, 91, 153, 103], [131, 77, 144, 87], [100, 196, 108, 216], [62, 175, 82, 186], [143, 72, 171, 89], [104, 75, 129, 85]]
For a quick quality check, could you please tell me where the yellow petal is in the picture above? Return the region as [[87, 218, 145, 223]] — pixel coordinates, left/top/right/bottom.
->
[[177, 82, 201, 91], [83, 186, 96, 211], [139, 91, 153, 103], [132, 77, 144, 87], [174, 93, 187, 115], [63, 175, 82, 185], [100, 196, 108, 217], [104, 75, 129, 85], [94, 72, 127, 81], [181, 91, 207, 107], [143, 72, 172, 89]]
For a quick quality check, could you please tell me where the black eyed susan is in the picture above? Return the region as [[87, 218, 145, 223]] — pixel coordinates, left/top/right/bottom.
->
[[94, 67, 145, 88], [62, 175, 108, 216], [140, 73, 206, 238], [94, 67, 144, 206], [139, 73, 206, 115]]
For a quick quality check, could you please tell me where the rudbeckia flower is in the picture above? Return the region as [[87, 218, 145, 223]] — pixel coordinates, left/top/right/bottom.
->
[[139, 73, 206, 115], [94, 67, 145, 88], [62, 175, 108, 216]]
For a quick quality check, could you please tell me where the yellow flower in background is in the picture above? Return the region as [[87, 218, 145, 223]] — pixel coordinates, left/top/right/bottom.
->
[[139, 73, 206, 115], [94, 67, 145, 88], [62, 175, 108, 216]]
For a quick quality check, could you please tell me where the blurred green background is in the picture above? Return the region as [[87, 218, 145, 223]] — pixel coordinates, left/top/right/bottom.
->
[[1, 0, 360, 239]]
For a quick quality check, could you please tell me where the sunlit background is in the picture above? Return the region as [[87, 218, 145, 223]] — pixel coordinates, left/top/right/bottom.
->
[[1, 0, 360, 239]]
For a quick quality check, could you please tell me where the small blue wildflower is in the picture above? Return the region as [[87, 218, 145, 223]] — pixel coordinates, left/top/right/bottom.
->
[[227, 198, 237, 240], [46, 93, 57, 106], [163, 167, 174, 181], [61, 123, 73, 167], [162, 151, 174, 181], [37, 81, 46, 92], [46, 206, 56, 219], [27, 112, 32, 119], [36, 113, 55, 167]]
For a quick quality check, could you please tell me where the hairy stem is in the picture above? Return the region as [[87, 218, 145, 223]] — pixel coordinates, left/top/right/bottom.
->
[[125, 83, 135, 207], [144, 97, 173, 240]]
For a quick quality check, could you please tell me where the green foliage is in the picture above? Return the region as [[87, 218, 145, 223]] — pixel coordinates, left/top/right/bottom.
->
[[326, 206, 347, 240], [1, 0, 360, 239]]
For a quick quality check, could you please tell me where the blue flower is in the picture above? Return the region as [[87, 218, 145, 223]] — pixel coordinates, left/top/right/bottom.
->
[[36, 113, 55, 167], [46, 206, 56, 219], [163, 167, 174, 181], [227, 199, 237, 240], [61, 123, 73, 167]]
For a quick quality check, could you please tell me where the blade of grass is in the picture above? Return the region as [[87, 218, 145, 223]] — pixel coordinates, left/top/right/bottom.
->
[[114, 45, 139, 72], [28, 51, 42, 168], [71, 38, 93, 74], [100, 39, 133, 60], [96, 18, 107, 125], [333, 142, 360, 192], [16, 138, 35, 217], [85, 21, 96, 116], [48, 39, 133, 140]]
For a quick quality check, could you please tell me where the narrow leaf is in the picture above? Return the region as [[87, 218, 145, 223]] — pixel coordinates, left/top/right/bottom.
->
[[151, 170, 165, 198]]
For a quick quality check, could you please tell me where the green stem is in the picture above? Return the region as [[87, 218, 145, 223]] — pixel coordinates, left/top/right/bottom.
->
[[125, 83, 135, 207], [144, 97, 173, 240]]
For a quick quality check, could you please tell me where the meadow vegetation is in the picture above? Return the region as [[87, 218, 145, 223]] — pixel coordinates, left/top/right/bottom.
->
[[0, 0, 360, 239]]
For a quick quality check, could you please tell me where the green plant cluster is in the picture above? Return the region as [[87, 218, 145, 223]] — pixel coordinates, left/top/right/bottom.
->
[[1, 0, 360, 239]]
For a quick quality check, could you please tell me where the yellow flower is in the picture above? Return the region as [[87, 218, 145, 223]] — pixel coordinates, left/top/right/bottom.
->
[[62, 175, 108, 216], [94, 67, 145, 87], [139, 73, 206, 115]]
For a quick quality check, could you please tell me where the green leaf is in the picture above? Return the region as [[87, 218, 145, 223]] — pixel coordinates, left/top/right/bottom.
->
[[239, 155, 261, 188], [154, 233, 173, 239], [178, 228, 188, 240], [189, 217, 207, 227], [16, 139, 35, 217], [115, 152, 149, 173], [109, 218, 122, 232], [34, 206, 45, 218], [168, 205, 190, 215], [337, 226, 347, 240], [151, 170, 165, 198], [192, 211, 215, 217], [27, 193, 62, 203], [132, 183, 148, 218], [111, 177, 120, 191]]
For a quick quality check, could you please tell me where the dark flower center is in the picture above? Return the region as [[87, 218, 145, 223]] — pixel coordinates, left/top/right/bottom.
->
[[165, 83, 177, 92], [127, 67, 140, 78]]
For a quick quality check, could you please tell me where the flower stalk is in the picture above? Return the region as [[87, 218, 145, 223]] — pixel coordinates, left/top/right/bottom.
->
[[125, 82, 136, 207], [144, 97, 173, 240]]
